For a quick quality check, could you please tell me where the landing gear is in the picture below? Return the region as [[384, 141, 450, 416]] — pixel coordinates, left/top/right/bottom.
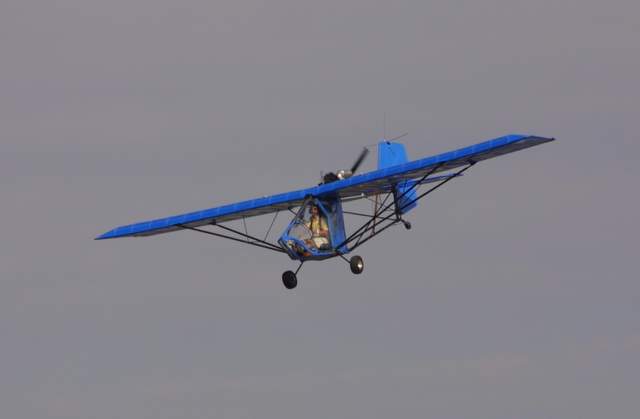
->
[[282, 270, 298, 289], [349, 255, 364, 274]]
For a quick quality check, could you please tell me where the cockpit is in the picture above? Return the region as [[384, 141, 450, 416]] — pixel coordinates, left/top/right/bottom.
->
[[279, 198, 346, 260]]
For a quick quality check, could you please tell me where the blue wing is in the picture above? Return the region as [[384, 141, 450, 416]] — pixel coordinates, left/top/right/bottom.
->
[[96, 134, 553, 239]]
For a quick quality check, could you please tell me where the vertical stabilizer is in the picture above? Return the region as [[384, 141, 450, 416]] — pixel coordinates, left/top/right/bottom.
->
[[377, 141, 417, 214]]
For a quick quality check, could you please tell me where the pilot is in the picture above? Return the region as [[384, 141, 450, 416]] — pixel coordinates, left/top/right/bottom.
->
[[306, 204, 330, 249]]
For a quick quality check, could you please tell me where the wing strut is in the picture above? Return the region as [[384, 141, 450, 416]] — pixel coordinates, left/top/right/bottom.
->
[[336, 162, 444, 250], [341, 161, 476, 252], [178, 223, 286, 254], [263, 210, 280, 241]]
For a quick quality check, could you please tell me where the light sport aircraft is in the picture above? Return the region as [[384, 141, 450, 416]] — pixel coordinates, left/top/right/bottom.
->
[[97, 134, 554, 289]]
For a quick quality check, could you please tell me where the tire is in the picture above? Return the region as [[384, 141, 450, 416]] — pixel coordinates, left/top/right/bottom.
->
[[282, 271, 298, 289], [349, 255, 364, 275]]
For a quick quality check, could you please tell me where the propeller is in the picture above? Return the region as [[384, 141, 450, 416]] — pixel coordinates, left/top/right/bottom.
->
[[349, 147, 370, 175], [323, 147, 370, 184]]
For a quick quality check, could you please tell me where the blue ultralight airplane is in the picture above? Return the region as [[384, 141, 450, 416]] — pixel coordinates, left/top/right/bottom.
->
[[97, 134, 554, 289]]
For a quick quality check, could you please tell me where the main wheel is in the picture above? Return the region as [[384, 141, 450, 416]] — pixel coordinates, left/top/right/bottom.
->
[[349, 255, 364, 275], [282, 270, 298, 289]]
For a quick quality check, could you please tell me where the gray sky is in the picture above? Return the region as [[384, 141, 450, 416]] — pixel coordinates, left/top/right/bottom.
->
[[2, 1, 639, 418]]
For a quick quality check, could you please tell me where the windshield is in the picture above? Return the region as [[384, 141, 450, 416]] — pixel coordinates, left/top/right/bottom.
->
[[286, 201, 332, 251], [288, 220, 312, 242]]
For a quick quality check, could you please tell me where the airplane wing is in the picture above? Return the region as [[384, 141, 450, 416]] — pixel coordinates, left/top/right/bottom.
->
[[333, 134, 553, 200], [96, 134, 554, 239]]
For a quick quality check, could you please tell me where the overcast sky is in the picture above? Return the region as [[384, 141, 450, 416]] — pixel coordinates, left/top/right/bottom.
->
[[2, 1, 639, 418]]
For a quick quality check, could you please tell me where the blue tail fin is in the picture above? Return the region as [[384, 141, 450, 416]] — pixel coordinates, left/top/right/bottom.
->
[[377, 141, 417, 214]]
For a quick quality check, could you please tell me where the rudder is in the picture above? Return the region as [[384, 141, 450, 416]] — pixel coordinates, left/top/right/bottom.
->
[[377, 141, 417, 214]]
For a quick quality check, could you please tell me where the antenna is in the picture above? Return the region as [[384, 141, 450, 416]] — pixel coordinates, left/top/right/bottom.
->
[[383, 112, 386, 140], [390, 132, 409, 141]]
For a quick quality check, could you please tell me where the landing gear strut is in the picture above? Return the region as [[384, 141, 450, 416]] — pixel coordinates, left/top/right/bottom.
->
[[349, 255, 364, 274]]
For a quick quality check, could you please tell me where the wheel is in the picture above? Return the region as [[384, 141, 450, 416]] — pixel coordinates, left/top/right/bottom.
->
[[282, 270, 298, 289], [349, 255, 364, 275], [403, 220, 412, 230]]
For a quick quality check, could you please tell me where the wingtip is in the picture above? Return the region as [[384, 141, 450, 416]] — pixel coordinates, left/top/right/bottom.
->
[[95, 230, 115, 240]]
